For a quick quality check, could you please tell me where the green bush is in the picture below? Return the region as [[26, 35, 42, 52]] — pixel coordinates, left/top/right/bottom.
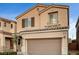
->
[[0, 52, 17, 55]]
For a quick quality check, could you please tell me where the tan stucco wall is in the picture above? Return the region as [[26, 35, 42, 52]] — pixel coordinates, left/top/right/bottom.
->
[[0, 20, 3, 30], [17, 6, 68, 33], [10, 22, 16, 33], [40, 7, 68, 28], [0, 20, 16, 33], [17, 6, 47, 32]]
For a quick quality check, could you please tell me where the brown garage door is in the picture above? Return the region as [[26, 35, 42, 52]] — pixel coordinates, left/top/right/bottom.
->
[[27, 38, 61, 55]]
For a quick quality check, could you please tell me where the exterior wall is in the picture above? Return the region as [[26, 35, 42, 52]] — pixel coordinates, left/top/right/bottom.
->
[[17, 6, 69, 32], [40, 7, 68, 28], [1, 21, 10, 32], [0, 20, 3, 30], [0, 20, 16, 33], [10, 22, 17, 33], [17, 6, 47, 33]]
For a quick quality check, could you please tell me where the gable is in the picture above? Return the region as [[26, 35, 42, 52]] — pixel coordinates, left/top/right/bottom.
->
[[16, 4, 47, 19], [40, 5, 69, 14]]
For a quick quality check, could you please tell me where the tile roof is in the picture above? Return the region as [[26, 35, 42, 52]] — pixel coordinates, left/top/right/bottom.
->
[[0, 17, 16, 23]]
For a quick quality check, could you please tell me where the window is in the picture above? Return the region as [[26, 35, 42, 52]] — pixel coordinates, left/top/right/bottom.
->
[[11, 24, 13, 29], [22, 17, 35, 28], [4, 22, 6, 27], [25, 18, 28, 27], [49, 12, 58, 24], [31, 17, 35, 27], [0, 22, 1, 27], [22, 18, 28, 28], [37, 8, 39, 11], [22, 19, 25, 28]]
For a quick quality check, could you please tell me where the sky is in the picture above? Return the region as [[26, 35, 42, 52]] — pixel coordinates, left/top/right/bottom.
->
[[0, 3, 78, 39]]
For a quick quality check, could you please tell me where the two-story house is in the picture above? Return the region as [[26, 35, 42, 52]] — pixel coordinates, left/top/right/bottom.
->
[[0, 17, 16, 52], [16, 4, 69, 55]]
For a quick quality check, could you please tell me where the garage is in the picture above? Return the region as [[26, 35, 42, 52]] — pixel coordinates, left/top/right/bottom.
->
[[27, 38, 61, 55]]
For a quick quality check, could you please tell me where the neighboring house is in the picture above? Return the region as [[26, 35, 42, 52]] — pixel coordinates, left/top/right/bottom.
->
[[76, 17, 79, 50], [68, 39, 78, 55], [16, 4, 69, 55], [68, 40, 77, 50], [0, 17, 16, 52]]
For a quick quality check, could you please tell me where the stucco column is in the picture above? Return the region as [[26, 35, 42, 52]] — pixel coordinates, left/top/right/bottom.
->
[[13, 43, 16, 52], [0, 35, 6, 52], [0, 34, 4, 52], [21, 38, 28, 55], [61, 31, 68, 55]]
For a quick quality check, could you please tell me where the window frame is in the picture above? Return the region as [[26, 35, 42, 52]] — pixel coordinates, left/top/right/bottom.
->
[[48, 11, 58, 25], [25, 18, 29, 27], [22, 19, 25, 28], [22, 18, 29, 28], [4, 22, 6, 27], [0, 22, 1, 27], [11, 24, 13, 29], [31, 17, 35, 27]]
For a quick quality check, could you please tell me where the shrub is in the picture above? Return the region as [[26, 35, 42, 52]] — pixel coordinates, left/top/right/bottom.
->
[[0, 52, 17, 55]]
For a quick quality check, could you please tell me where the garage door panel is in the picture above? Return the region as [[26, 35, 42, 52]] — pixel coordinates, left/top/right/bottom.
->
[[27, 39, 61, 55]]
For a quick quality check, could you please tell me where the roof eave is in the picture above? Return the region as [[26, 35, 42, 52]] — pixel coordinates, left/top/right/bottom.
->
[[16, 3, 47, 19]]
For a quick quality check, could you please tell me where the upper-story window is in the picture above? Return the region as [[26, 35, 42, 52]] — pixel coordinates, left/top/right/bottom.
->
[[22, 19, 25, 28], [4, 22, 6, 27], [48, 11, 58, 25], [22, 17, 35, 28], [31, 17, 35, 27], [25, 18, 29, 27], [11, 24, 13, 29], [22, 18, 29, 28], [0, 22, 1, 27]]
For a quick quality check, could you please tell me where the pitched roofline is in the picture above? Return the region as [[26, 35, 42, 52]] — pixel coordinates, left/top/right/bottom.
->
[[76, 16, 79, 27], [0, 17, 16, 23], [16, 3, 47, 19], [39, 4, 69, 14], [16, 3, 69, 19]]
